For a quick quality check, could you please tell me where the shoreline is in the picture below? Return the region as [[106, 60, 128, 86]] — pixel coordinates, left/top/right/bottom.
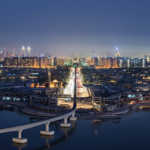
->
[[1, 100, 150, 120]]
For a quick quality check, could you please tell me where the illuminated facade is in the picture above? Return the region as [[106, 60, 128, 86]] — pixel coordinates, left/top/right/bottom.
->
[[91, 58, 94, 66], [112, 58, 119, 68], [4, 57, 39, 67], [57, 57, 65, 66], [118, 57, 147, 68], [99, 57, 119, 68], [87, 57, 91, 66], [99, 57, 112, 68], [39, 57, 49, 67]]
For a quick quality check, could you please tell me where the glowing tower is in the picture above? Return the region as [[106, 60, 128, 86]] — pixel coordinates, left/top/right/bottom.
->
[[27, 46, 31, 57], [22, 46, 25, 57], [116, 46, 120, 57]]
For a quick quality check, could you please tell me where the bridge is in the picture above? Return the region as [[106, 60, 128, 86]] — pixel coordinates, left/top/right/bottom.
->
[[0, 67, 77, 144]]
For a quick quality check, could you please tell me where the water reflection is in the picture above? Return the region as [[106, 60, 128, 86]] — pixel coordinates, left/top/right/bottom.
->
[[3, 105, 150, 150], [12, 142, 27, 150], [40, 134, 54, 149]]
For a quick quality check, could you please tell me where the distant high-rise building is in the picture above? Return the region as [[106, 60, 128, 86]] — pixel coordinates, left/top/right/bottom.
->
[[86, 57, 91, 66], [27, 46, 31, 57], [79, 58, 86, 66], [143, 53, 147, 67], [54, 56, 57, 66], [148, 54, 150, 62], [94, 56, 98, 67], [92, 50, 95, 58], [10, 49, 14, 58], [0, 51, 3, 61], [6, 49, 11, 58], [3, 48, 6, 59], [57, 57, 65, 66], [116, 46, 120, 57], [22, 46, 25, 57], [4, 57, 39, 67], [74, 54, 80, 60]]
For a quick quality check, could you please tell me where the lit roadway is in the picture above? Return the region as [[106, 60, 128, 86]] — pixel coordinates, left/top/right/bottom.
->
[[61, 67, 92, 109], [63, 68, 75, 97], [76, 67, 89, 97]]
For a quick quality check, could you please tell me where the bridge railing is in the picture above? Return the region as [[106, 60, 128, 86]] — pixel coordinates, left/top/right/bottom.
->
[[0, 67, 76, 134], [0, 102, 76, 133]]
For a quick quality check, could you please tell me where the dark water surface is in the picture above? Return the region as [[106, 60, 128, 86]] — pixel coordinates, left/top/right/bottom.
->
[[0, 109, 150, 150]]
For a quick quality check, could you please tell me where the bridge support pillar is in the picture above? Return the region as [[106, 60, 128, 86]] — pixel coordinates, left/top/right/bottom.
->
[[13, 130, 27, 144], [60, 117, 71, 127], [40, 122, 54, 136], [70, 112, 77, 121]]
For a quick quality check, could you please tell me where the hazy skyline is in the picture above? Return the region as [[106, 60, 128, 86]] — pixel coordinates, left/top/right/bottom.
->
[[1, 0, 150, 57]]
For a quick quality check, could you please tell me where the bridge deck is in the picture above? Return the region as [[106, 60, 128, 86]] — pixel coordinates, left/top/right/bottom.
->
[[0, 67, 77, 134]]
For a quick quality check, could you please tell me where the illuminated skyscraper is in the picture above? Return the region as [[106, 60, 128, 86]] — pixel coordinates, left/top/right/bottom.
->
[[92, 50, 95, 58], [27, 46, 31, 57], [10, 49, 14, 58], [116, 46, 120, 57], [22, 46, 25, 57]]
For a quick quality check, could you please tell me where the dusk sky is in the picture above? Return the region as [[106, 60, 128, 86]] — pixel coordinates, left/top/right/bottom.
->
[[1, 0, 150, 57]]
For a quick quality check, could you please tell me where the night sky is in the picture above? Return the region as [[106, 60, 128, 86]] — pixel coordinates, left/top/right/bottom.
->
[[0, 0, 150, 57]]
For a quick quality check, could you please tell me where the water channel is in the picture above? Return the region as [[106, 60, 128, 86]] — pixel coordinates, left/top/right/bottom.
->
[[0, 106, 150, 150]]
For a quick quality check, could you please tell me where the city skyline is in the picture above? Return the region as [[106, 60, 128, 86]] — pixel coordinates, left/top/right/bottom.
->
[[1, 1, 150, 149], [1, 0, 150, 57], [1, 45, 150, 58]]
